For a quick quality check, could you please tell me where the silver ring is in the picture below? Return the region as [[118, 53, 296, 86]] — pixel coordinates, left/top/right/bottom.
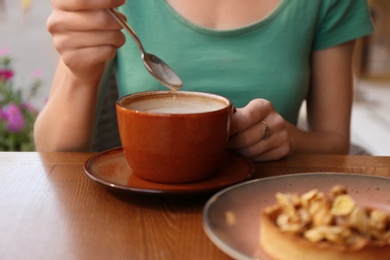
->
[[261, 120, 270, 141]]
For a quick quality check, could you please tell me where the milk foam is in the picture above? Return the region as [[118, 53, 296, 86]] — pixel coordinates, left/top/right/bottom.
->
[[125, 94, 228, 114]]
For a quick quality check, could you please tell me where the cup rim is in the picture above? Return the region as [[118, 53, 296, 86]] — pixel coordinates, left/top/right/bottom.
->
[[116, 90, 232, 116]]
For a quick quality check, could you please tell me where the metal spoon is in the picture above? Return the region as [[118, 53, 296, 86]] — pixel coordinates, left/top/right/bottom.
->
[[107, 8, 183, 91]]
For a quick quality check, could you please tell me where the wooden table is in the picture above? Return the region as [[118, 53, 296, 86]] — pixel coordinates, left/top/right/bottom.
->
[[1, 152, 390, 259]]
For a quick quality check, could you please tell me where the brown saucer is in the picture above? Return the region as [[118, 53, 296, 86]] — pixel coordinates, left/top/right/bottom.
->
[[84, 147, 254, 195]]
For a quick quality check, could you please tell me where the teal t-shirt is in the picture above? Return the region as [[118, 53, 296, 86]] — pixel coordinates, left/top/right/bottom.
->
[[115, 0, 373, 124]]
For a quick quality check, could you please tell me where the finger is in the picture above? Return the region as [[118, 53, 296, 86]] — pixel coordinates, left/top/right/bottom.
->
[[229, 111, 286, 150], [228, 120, 270, 150], [250, 144, 290, 162], [52, 0, 126, 11], [47, 9, 126, 32], [232, 129, 274, 156], [53, 30, 126, 51], [236, 130, 290, 161], [61, 46, 118, 74], [229, 99, 272, 136]]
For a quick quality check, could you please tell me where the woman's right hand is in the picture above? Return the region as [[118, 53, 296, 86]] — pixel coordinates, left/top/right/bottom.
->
[[47, 0, 126, 82]]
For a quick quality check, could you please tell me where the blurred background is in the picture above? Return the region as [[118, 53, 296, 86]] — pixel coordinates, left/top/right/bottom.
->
[[351, 0, 390, 155], [0, 0, 389, 155], [0, 0, 57, 108]]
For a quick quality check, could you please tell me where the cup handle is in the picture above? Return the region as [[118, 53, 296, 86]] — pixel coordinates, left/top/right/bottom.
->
[[227, 105, 236, 137], [231, 105, 237, 114]]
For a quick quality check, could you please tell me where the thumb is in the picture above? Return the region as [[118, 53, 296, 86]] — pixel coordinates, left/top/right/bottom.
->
[[229, 99, 271, 136], [229, 107, 249, 136]]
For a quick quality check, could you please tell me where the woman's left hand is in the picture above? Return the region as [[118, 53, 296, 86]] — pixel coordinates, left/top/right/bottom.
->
[[228, 99, 290, 161]]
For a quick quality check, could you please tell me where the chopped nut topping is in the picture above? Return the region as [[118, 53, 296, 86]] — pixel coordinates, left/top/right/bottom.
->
[[331, 194, 355, 216], [271, 186, 390, 247]]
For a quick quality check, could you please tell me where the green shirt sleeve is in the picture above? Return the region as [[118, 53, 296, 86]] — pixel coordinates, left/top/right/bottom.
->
[[313, 0, 374, 50]]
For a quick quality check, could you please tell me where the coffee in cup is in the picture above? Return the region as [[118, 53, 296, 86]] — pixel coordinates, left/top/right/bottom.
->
[[116, 91, 233, 184]]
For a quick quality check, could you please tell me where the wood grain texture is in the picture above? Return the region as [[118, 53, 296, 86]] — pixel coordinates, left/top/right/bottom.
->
[[1, 152, 389, 259]]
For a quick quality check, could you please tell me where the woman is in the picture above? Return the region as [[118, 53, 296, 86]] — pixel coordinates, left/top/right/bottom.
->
[[34, 0, 374, 161]]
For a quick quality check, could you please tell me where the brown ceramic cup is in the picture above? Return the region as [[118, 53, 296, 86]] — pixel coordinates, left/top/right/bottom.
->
[[116, 91, 234, 184]]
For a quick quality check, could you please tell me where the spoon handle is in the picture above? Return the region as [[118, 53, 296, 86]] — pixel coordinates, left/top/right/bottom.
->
[[106, 8, 146, 54]]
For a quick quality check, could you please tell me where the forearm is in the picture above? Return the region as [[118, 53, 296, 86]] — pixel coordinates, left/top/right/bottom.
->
[[287, 122, 350, 155], [288, 42, 355, 155], [34, 60, 102, 152]]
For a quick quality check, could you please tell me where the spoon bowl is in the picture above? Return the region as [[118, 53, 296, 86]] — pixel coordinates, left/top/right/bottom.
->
[[107, 8, 183, 91]]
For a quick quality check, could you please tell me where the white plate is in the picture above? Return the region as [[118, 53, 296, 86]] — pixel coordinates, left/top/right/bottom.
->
[[203, 173, 390, 260]]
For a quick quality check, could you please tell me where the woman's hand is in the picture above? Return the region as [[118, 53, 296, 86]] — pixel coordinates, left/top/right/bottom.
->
[[228, 99, 290, 161], [47, 0, 126, 82], [35, 0, 127, 152]]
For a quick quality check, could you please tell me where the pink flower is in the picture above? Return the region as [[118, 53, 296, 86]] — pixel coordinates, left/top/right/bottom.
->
[[3, 103, 26, 133], [0, 47, 10, 57], [21, 102, 38, 113], [31, 69, 43, 79], [0, 69, 14, 81]]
